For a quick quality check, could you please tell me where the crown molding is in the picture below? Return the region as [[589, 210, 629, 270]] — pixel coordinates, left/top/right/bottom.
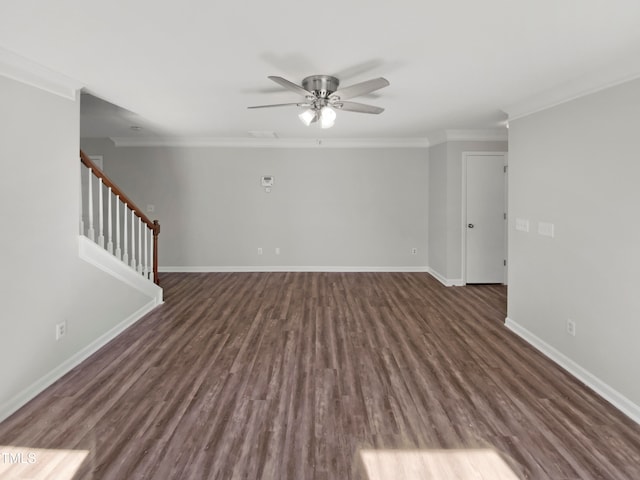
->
[[111, 132, 510, 149], [0, 47, 83, 100], [426, 129, 508, 147], [425, 130, 448, 146], [109, 136, 430, 148], [445, 129, 508, 142], [504, 56, 640, 121]]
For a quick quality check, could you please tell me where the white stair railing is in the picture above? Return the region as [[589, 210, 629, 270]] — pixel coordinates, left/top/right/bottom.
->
[[79, 151, 160, 285]]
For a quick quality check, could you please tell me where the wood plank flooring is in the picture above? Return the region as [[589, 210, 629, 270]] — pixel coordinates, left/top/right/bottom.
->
[[1, 272, 639, 479]]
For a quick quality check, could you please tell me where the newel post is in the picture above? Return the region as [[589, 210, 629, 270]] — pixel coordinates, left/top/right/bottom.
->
[[153, 220, 160, 285]]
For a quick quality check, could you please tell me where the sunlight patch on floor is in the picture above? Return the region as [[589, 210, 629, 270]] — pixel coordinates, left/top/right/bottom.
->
[[0, 445, 89, 480], [360, 448, 519, 480]]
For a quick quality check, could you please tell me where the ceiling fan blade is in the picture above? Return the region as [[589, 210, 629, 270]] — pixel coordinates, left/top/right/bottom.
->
[[247, 102, 309, 109], [268, 76, 314, 97], [330, 77, 390, 100], [334, 101, 384, 114], [331, 59, 384, 83]]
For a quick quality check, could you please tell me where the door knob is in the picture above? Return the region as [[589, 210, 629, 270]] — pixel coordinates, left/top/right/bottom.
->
[[468, 224, 474, 228]]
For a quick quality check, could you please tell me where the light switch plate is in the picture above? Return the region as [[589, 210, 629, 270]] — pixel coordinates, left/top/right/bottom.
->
[[538, 222, 555, 238], [515, 218, 530, 232]]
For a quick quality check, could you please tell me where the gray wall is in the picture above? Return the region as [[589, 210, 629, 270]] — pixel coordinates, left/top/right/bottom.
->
[[508, 78, 640, 407], [80, 140, 429, 269], [0, 76, 154, 420], [427, 142, 447, 277], [428, 140, 508, 282]]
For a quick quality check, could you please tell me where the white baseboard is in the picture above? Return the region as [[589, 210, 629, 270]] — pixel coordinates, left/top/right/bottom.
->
[[158, 266, 469, 287], [505, 317, 640, 425], [427, 268, 464, 287], [79, 235, 163, 304], [159, 266, 430, 273], [0, 298, 160, 423]]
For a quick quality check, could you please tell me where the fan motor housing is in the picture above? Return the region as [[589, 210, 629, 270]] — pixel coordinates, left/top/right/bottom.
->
[[302, 75, 339, 97]]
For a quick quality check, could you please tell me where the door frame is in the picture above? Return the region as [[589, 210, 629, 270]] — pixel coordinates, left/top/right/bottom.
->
[[461, 151, 508, 285]]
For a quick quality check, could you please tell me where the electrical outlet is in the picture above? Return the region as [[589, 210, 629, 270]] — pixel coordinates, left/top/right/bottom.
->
[[56, 321, 67, 340], [411, 248, 418, 255], [275, 247, 280, 255], [257, 247, 263, 255], [566, 319, 576, 337]]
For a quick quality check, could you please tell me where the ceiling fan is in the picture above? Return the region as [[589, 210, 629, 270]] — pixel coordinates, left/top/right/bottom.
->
[[248, 75, 390, 129]]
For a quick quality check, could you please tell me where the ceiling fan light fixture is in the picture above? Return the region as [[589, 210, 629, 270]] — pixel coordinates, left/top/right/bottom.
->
[[298, 108, 317, 126], [249, 74, 389, 128], [319, 106, 336, 129]]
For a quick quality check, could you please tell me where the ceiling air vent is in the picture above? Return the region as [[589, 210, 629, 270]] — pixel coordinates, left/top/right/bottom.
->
[[248, 130, 278, 138]]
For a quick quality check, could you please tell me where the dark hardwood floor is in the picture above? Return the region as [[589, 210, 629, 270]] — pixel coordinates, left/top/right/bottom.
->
[[1, 272, 639, 479]]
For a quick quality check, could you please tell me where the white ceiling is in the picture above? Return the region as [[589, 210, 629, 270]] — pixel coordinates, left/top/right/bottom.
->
[[2, 0, 640, 141]]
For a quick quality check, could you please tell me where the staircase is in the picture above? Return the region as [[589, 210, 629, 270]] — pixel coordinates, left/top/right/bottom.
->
[[79, 150, 161, 285]]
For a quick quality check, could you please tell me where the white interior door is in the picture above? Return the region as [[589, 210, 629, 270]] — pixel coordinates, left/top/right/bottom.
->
[[465, 153, 506, 284]]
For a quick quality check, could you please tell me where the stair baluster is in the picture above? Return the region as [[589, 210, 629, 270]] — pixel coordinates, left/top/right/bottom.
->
[[107, 187, 113, 254], [87, 166, 95, 242]]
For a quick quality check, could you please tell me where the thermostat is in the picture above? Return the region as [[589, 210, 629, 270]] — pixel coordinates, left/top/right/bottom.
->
[[261, 175, 274, 187]]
